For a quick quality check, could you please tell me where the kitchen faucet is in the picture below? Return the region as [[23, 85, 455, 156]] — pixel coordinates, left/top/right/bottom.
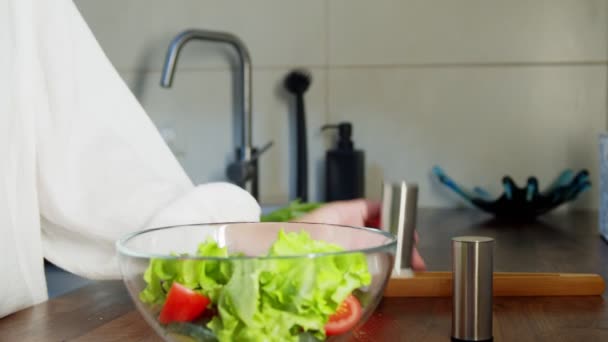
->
[[160, 29, 272, 199]]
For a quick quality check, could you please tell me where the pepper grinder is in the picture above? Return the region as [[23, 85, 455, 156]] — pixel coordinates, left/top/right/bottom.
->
[[380, 181, 418, 278], [451, 236, 494, 342]]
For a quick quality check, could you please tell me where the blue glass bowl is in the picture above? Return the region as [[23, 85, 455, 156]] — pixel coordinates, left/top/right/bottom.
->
[[432, 166, 591, 220]]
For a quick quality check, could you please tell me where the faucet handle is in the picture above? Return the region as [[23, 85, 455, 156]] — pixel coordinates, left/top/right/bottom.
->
[[249, 141, 274, 162], [226, 141, 274, 186]]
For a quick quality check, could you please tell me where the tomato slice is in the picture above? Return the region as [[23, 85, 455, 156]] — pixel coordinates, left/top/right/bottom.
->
[[365, 216, 381, 229], [158, 282, 210, 324], [325, 294, 363, 336]]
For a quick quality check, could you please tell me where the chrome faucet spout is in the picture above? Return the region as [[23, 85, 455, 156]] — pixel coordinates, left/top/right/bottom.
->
[[160, 29, 252, 157], [161, 29, 270, 198]]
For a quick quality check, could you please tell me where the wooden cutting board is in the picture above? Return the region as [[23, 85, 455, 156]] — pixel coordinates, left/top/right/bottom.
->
[[384, 271, 606, 297]]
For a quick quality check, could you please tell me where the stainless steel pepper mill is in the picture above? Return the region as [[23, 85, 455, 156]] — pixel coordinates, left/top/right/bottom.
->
[[380, 181, 418, 277], [451, 236, 494, 342]]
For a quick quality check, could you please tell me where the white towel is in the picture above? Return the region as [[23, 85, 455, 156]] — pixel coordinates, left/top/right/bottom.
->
[[0, 0, 260, 318]]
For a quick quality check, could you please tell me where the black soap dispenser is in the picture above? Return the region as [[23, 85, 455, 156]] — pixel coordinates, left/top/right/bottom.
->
[[321, 122, 365, 201]]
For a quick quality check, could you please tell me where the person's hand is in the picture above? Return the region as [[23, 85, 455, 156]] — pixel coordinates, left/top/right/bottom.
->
[[294, 199, 426, 271]]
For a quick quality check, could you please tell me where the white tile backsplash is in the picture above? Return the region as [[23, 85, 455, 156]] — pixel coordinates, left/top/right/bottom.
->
[[329, 0, 608, 65], [75, 0, 327, 72], [328, 65, 606, 208], [79, 0, 607, 209], [120, 70, 234, 182]]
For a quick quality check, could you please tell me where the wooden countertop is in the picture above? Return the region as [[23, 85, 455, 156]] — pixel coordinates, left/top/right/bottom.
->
[[2, 208, 608, 341]]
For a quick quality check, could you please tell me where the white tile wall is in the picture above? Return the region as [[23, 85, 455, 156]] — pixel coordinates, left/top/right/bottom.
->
[[75, 0, 327, 72], [329, 0, 608, 65], [119, 70, 234, 182], [76, 0, 608, 209], [328, 66, 606, 208]]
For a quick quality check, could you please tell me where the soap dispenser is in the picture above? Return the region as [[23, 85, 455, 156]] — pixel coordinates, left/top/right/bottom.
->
[[321, 122, 365, 201]]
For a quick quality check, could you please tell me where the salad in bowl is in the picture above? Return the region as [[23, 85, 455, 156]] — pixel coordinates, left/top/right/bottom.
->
[[116, 222, 396, 341]]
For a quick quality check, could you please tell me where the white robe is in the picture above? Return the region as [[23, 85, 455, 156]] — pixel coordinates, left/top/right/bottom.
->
[[0, 0, 260, 317]]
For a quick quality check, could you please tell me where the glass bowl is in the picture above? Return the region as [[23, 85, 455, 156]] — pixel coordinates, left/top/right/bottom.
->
[[116, 222, 396, 341]]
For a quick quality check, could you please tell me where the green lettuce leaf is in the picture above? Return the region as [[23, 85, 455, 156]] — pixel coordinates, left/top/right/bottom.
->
[[260, 200, 322, 222], [207, 230, 371, 341]]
